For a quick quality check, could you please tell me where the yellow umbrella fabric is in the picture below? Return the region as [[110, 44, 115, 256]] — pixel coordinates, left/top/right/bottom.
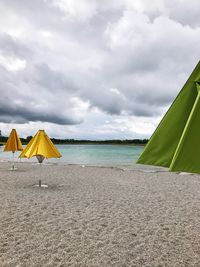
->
[[4, 129, 23, 152], [19, 130, 61, 160]]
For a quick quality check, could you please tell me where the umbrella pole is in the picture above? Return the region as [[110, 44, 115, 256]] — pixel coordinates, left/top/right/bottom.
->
[[39, 162, 42, 187], [12, 152, 15, 170]]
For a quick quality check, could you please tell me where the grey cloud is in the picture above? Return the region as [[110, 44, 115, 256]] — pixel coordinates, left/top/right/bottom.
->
[[0, 0, 200, 128], [0, 32, 32, 59], [34, 63, 78, 93], [89, 92, 125, 115], [0, 63, 84, 125], [0, 0, 62, 29], [0, 97, 82, 125], [165, 0, 200, 27]]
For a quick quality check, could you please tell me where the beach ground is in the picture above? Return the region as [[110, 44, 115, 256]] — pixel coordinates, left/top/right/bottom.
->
[[0, 162, 200, 267]]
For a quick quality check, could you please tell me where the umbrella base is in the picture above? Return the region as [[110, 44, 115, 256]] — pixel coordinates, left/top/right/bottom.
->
[[33, 184, 48, 188], [9, 167, 18, 171]]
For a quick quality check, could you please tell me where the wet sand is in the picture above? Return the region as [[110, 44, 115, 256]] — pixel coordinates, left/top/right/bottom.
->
[[0, 162, 200, 266]]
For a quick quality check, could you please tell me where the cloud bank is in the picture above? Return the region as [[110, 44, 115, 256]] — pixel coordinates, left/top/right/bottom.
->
[[0, 0, 200, 138]]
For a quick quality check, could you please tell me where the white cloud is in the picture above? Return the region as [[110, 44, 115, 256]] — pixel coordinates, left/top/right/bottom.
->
[[50, 0, 97, 20], [0, 55, 26, 72]]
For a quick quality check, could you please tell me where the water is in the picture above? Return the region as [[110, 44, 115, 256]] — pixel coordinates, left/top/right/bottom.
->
[[0, 144, 144, 166], [58, 144, 143, 166]]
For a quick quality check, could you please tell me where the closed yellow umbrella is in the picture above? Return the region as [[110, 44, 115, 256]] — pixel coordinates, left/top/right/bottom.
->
[[4, 129, 23, 170], [19, 130, 61, 186], [19, 130, 61, 162]]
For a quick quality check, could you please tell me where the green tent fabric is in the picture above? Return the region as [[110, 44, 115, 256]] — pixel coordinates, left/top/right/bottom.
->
[[137, 61, 200, 174]]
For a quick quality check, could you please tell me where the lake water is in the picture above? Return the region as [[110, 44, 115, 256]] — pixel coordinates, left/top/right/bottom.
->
[[0, 144, 144, 166]]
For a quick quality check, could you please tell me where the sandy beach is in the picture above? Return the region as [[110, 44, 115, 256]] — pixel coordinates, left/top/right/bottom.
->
[[0, 162, 200, 267]]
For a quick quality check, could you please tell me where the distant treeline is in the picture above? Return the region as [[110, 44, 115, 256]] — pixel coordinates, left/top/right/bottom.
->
[[0, 135, 34, 145], [51, 138, 148, 145], [0, 135, 148, 145]]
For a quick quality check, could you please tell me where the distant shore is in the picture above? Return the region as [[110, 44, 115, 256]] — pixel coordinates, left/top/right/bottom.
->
[[0, 136, 148, 146]]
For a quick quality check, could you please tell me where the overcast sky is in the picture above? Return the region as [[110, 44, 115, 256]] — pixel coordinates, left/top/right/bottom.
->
[[0, 0, 200, 139]]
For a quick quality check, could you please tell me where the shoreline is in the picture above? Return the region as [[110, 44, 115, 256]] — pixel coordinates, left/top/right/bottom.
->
[[0, 157, 168, 172]]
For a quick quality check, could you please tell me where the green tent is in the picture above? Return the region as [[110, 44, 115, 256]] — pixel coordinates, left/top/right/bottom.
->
[[137, 61, 200, 174]]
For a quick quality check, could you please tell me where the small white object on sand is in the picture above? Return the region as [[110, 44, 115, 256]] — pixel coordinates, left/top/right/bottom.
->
[[33, 184, 48, 188]]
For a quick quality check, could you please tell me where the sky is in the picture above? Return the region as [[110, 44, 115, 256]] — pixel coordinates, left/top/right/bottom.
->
[[0, 0, 200, 139]]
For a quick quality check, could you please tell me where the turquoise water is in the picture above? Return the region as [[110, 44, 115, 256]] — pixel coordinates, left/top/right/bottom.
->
[[0, 144, 143, 166], [58, 144, 143, 165]]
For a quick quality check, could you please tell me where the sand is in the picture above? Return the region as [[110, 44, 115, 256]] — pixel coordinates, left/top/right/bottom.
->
[[0, 162, 200, 267]]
